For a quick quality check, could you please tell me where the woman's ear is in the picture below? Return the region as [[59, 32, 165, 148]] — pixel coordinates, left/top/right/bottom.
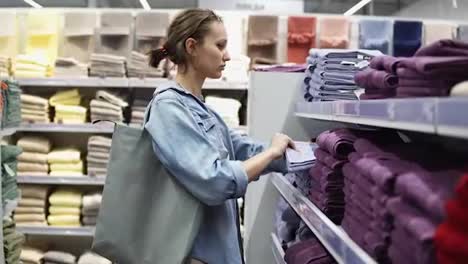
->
[[185, 38, 198, 56]]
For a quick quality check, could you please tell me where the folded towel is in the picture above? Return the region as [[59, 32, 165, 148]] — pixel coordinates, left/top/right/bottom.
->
[[20, 185, 48, 199], [16, 221, 48, 226], [43, 251, 76, 264], [47, 215, 81, 226], [20, 247, 44, 264], [87, 162, 108, 169], [49, 89, 81, 106], [88, 136, 112, 148], [50, 161, 83, 172], [96, 90, 128, 107], [17, 136, 51, 153], [319, 17, 350, 49], [82, 193, 102, 210], [17, 171, 49, 176], [87, 151, 110, 160], [49, 189, 82, 207], [49, 206, 81, 215], [78, 252, 112, 264], [17, 162, 49, 173], [21, 94, 48, 107], [90, 99, 123, 112], [22, 103, 49, 111], [90, 107, 123, 118], [47, 149, 81, 164], [21, 108, 49, 115], [49, 171, 84, 177], [22, 114, 50, 123], [82, 216, 97, 226], [18, 198, 46, 208], [14, 214, 46, 222], [17, 152, 48, 164], [55, 104, 87, 115], [82, 207, 99, 216], [14, 207, 45, 214], [87, 167, 107, 177]]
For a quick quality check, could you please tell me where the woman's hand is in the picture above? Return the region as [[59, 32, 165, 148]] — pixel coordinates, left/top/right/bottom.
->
[[268, 133, 296, 160]]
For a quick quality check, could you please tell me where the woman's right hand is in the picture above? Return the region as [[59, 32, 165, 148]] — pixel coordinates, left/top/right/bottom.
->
[[268, 133, 295, 160]]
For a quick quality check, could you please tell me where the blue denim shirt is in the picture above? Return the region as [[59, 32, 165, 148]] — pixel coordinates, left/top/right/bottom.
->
[[144, 81, 286, 264]]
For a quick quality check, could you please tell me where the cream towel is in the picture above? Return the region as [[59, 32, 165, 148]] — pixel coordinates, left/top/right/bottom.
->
[[17, 171, 49, 176], [96, 90, 128, 107], [16, 221, 48, 226], [49, 206, 81, 215], [21, 103, 49, 111], [49, 189, 82, 207], [17, 136, 51, 153], [90, 99, 122, 112], [22, 114, 50, 123], [86, 157, 108, 165], [49, 89, 80, 106], [90, 107, 123, 118], [88, 136, 112, 148], [21, 94, 48, 107], [47, 149, 81, 164], [20, 185, 48, 199], [20, 247, 44, 264], [15, 207, 45, 214], [88, 146, 111, 154], [451, 81, 468, 96], [18, 162, 49, 173], [87, 152, 110, 160], [18, 198, 46, 208], [47, 215, 81, 226], [50, 161, 83, 172], [82, 193, 102, 210], [17, 152, 48, 164], [21, 108, 49, 115], [53, 117, 87, 124], [78, 252, 112, 264], [14, 213, 46, 222], [424, 22, 455, 45]]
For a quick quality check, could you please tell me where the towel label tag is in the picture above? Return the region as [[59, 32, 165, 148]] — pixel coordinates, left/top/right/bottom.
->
[[356, 61, 370, 69], [3, 164, 15, 177]]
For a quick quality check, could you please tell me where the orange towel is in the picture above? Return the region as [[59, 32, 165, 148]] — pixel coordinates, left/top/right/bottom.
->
[[287, 16, 317, 63], [319, 17, 350, 49]]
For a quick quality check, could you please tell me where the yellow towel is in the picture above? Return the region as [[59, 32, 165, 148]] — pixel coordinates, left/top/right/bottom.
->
[[49, 206, 81, 215], [17, 171, 49, 177], [50, 161, 83, 172], [55, 104, 86, 115], [49, 89, 81, 106], [13, 63, 47, 72], [26, 12, 59, 64], [53, 118, 86, 124], [47, 215, 81, 226], [49, 189, 82, 207], [47, 149, 81, 164], [15, 54, 49, 67], [15, 70, 47, 78], [16, 221, 48, 226]]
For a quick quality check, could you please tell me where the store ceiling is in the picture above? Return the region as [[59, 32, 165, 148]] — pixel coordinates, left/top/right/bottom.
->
[[0, 0, 196, 8]]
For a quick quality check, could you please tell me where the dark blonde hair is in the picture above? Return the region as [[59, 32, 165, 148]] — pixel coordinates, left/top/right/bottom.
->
[[149, 8, 223, 68]]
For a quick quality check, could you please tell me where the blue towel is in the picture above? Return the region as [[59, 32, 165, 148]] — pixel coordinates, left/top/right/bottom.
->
[[359, 19, 393, 54], [458, 25, 468, 42], [393, 20, 423, 57]]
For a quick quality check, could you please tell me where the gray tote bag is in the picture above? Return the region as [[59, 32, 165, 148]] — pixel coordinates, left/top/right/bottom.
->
[[92, 99, 204, 264]]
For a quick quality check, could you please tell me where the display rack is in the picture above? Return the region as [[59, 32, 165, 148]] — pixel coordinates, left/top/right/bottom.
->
[[16, 77, 249, 90], [296, 97, 468, 139], [271, 233, 286, 264], [271, 174, 377, 264], [16, 226, 95, 237], [17, 176, 105, 186]]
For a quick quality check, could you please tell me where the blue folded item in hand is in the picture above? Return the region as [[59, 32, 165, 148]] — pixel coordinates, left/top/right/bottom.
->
[[286, 142, 318, 172]]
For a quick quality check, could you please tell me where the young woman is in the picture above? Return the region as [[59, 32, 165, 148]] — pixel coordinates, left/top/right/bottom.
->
[[145, 8, 295, 264]]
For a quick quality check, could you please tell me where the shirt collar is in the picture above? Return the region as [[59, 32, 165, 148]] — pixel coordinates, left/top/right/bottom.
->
[[154, 80, 206, 104]]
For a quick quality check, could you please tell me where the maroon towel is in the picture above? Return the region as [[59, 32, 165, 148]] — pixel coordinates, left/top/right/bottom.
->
[[455, 174, 468, 206], [316, 129, 357, 159], [369, 55, 402, 73], [396, 86, 451, 97], [446, 199, 468, 233], [314, 148, 347, 169], [437, 249, 468, 264], [396, 67, 468, 80], [397, 56, 468, 76], [399, 78, 463, 88], [354, 68, 398, 90], [435, 223, 468, 260], [359, 92, 395, 100], [415, 39, 468, 57]]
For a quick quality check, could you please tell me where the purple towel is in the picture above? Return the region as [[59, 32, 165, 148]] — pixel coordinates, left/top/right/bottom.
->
[[309, 162, 344, 183], [354, 68, 398, 90], [359, 93, 395, 100], [314, 148, 347, 169], [399, 77, 463, 88], [395, 170, 463, 222], [316, 129, 357, 159], [415, 39, 468, 57], [342, 213, 367, 246], [396, 67, 468, 80], [363, 232, 389, 260], [388, 244, 416, 264], [386, 197, 437, 243], [396, 86, 451, 97], [391, 226, 436, 264], [284, 238, 331, 264], [369, 55, 402, 73], [397, 56, 468, 76]]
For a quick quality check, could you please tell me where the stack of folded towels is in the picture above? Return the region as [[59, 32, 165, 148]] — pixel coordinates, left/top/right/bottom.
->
[[127, 51, 164, 78], [47, 188, 82, 227], [205, 96, 241, 128], [14, 185, 48, 226], [87, 136, 112, 177], [20, 247, 44, 264], [90, 53, 126, 77], [435, 174, 468, 264], [90, 90, 128, 123], [17, 136, 51, 176], [13, 54, 52, 78], [308, 128, 357, 224], [47, 148, 83, 176], [54, 57, 88, 77], [78, 252, 111, 264], [20, 94, 49, 124], [42, 251, 76, 264], [49, 89, 86, 124], [284, 237, 336, 264], [1, 145, 22, 209], [304, 49, 382, 102], [81, 192, 102, 226], [3, 219, 25, 264], [129, 99, 148, 127], [0, 56, 10, 77]]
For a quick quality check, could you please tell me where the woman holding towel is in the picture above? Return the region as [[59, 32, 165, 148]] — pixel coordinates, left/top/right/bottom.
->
[[145, 8, 295, 264]]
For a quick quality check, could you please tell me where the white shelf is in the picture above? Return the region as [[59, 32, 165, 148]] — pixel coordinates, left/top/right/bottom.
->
[[17, 175, 105, 186], [16, 77, 248, 90], [271, 233, 286, 264], [271, 174, 376, 264], [17, 226, 95, 237], [17, 123, 114, 133], [296, 97, 468, 140]]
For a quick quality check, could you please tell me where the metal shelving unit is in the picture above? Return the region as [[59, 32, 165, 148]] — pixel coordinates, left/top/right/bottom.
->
[[16, 226, 95, 237], [17, 123, 114, 134], [296, 97, 468, 139], [271, 233, 286, 264], [271, 174, 377, 264], [17, 175, 105, 186]]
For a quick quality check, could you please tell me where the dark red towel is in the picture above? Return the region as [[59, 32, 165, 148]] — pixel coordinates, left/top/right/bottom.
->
[[437, 249, 468, 264], [456, 174, 468, 206], [435, 222, 468, 257], [446, 199, 468, 233]]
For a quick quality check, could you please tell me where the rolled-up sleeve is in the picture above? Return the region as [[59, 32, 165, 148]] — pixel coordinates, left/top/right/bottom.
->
[[145, 98, 248, 206], [229, 129, 287, 174]]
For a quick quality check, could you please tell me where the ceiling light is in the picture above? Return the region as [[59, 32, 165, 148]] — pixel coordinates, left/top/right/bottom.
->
[[24, 0, 43, 8], [139, 0, 151, 10], [343, 0, 372, 16]]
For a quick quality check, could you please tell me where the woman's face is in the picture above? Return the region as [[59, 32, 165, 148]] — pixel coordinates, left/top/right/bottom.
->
[[191, 21, 231, 79]]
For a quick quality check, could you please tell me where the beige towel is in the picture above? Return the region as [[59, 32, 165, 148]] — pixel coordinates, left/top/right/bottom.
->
[[21, 109, 49, 115], [21, 104, 49, 111], [319, 17, 350, 49], [15, 207, 45, 214], [90, 107, 123, 118], [21, 94, 48, 107], [17, 137, 52, 153], [90, 99, 122, 112], [18, 162, 49, 173], [17, 171, 49, 176], [20, 247, 45, 264], [49, 206, 81, 215], [96, 90, 128, 107], [14, 213, 46, 222], [22, 114, 50, 123], [18, 152, 48, 164], [424, 23, 455, 45], [16, 221, 48, 227], [18, 198, 46, 208], [47, 149, 81, 163], [247, 15, 279, 65], [20, 185, 48, 199]]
